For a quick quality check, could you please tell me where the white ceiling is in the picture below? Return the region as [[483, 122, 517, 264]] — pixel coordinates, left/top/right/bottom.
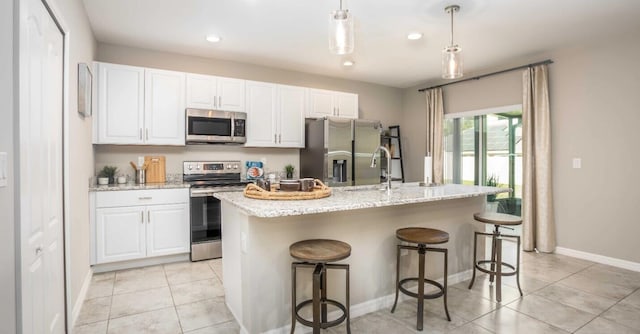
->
[[82, 0, 640, 88]]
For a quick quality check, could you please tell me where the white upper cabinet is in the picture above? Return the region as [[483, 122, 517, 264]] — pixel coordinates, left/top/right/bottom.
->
[[186, 74, 245, 112], [245, 81, 277, 147], [145, 69, 186, 145], [94, 62, 186, 145], [245, 81, 305, 148], [96, 62, 145, 144], [307, 88, 358, 119], [277, 85, 306, 148]]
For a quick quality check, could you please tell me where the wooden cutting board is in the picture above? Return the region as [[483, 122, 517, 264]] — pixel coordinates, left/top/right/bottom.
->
[[144, 156, 166, 183]]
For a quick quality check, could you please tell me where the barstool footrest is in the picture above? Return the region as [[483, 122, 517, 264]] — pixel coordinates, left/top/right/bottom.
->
[[475, 260, 518, 276], [398, 277, 445, 299], [294, 298, 347, 329]]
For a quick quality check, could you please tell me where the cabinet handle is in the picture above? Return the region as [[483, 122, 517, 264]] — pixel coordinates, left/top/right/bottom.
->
[[274, 134, 277, 143], [139, 128, 143, 140], [138, 196, 152, 200], [147, 210, 150, 224], [219, 96, 222, 107], [145, 128, 149, 141], [140, 211, 144, 224], [278, 134, 281, 143]]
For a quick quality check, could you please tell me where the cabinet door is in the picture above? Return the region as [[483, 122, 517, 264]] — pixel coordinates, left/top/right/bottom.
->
[[95, 206, 146, 264], [146, 203, 190, 257], [277, 85, 306, 148], [307, 88, 336, 118], [144, 69, 186, 145], [217, 77, 245, 112], [97, 63, 144, 144], [336, 93, 358, 119], [244, 81, 278, 147], [186, 74, 216, 109]]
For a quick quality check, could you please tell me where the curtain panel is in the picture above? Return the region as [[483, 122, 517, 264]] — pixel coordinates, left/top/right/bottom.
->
[[425, 88, 444, 184], [522, 64, 556, 252]]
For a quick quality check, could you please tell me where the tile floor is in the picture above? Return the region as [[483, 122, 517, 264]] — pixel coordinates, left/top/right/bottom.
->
[[75, 252, 640, 334]]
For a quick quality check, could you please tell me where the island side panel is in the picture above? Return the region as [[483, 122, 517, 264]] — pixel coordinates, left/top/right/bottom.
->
[[221, 201, 249, 326], [238, 196, 486, 333]]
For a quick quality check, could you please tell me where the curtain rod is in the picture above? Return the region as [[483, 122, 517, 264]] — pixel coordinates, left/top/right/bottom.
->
[[417, 59, 553, 92]]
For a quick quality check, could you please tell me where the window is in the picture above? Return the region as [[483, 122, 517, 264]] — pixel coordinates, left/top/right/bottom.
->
[[444, 105, 522, 215]]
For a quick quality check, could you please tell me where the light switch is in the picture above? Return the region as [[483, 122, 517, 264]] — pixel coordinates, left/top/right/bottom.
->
[[572, 158, 582, 169], [0, 152, 7, 187]]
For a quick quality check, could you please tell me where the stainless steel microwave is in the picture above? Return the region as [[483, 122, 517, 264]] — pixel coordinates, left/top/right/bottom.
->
[[186, 109, 246, 144]]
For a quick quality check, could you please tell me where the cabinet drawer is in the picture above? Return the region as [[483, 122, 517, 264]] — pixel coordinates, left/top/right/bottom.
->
[[96, 188, 189, 208]]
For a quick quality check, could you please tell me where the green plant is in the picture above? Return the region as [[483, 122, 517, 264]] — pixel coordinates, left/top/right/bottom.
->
[[486, 174, 498, 187], [284, 164, 295, 178], [98, 165, 118, 180], [486, 174, 498, 202]]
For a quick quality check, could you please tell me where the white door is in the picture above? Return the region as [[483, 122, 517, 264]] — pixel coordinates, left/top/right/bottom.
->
[[245, 81, 277, 147], [307, 88, 336, 118], [95, 207, 146, 264], [96, 62, 145, 144], [217, 77, 245, 112], [146, 204, 190, 257], [277, 85, 306, 148], [186, 73, 216, 109], [144, 69, 186, 145], [19, 0, 65, 332], [336, 93, 359, 119]]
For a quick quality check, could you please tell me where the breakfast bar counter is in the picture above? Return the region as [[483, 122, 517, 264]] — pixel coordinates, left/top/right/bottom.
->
[[215, 183, 508, 334]]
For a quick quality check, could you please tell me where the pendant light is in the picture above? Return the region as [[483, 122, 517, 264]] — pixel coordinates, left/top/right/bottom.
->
[[442, 5, 463, 79], [329, 0, 354, 55]]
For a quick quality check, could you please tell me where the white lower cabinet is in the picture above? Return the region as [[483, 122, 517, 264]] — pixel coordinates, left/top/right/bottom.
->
[[91, 188, 190, 265]]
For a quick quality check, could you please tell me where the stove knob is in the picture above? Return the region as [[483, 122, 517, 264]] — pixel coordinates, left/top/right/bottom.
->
[[188, 164, 193, 170], [233, 164, 239, 169], [227, 164, 232, 169], [196, 164, 201, 170]]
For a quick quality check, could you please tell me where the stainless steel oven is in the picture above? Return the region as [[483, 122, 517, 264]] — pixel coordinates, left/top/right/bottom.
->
[[186, 108, 246, 144], [184, 161, 251, 261]]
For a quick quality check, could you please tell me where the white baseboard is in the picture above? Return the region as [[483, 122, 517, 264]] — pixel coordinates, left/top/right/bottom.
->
[[260, 269, 472, 334], [555, 247, 640, 272], [91, 253, 190, 273], [70, 268, 93, 330]]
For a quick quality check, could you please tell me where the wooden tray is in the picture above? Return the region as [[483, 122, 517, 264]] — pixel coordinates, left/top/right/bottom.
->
[[243, 179, 331, 200]]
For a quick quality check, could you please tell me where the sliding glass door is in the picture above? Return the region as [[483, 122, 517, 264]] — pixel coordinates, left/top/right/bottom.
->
[[444, 107, 522, 215]]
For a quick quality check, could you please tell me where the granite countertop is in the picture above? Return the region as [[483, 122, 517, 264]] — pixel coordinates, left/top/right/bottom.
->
[[89, 182, 190, 192], [214, 183, 510, 218]]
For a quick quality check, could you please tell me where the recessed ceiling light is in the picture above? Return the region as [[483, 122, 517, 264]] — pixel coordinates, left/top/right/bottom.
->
[[407, 32, 423, 40], [206, 35, 221, 43], [343, 60, 355, 67]]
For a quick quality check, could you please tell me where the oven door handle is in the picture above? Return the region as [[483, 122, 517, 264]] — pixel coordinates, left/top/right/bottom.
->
[[190, 189, 216, 198]]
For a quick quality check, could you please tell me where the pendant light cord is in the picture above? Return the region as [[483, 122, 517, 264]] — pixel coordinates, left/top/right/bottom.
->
[[449, 8, 454, 46]]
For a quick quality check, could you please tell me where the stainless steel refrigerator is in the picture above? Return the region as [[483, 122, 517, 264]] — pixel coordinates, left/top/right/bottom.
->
[[300, 117, 382, 186]]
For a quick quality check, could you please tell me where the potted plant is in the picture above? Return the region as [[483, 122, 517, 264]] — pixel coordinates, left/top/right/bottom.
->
[[98, 165, 118, 185], [284, 164, 295, 179], [486, 174, 498, 202]]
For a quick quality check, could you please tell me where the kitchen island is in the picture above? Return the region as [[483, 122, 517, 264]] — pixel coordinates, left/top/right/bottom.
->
[[215, 183, 508, 334]]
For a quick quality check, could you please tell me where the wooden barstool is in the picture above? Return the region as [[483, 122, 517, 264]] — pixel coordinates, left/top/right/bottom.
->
[[468, 212, 524, 302], [290, 239, 351, 334], [391, 227, 451, 331]]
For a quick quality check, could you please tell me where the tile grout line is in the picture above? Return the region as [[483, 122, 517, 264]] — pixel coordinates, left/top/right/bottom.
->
[[573, 285, 640, 333], [162, 263, 185, 334]]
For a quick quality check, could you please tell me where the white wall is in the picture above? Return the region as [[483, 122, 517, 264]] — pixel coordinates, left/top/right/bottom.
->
[[401, 31, 640, 263], [56, 0, 97, 320], [0, 0, 16, 331], [94, 44, 403, 178]]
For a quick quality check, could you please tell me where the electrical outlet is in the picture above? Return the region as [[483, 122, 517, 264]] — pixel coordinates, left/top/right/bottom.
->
[[0, 152, 7, 187], [241, 232, 247, 254]]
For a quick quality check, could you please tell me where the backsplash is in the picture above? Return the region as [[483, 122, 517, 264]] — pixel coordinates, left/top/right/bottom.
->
[[94, 145, 300, 181]]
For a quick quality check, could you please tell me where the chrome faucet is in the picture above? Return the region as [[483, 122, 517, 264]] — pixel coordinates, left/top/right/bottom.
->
[[370, 146, 392, 191]]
